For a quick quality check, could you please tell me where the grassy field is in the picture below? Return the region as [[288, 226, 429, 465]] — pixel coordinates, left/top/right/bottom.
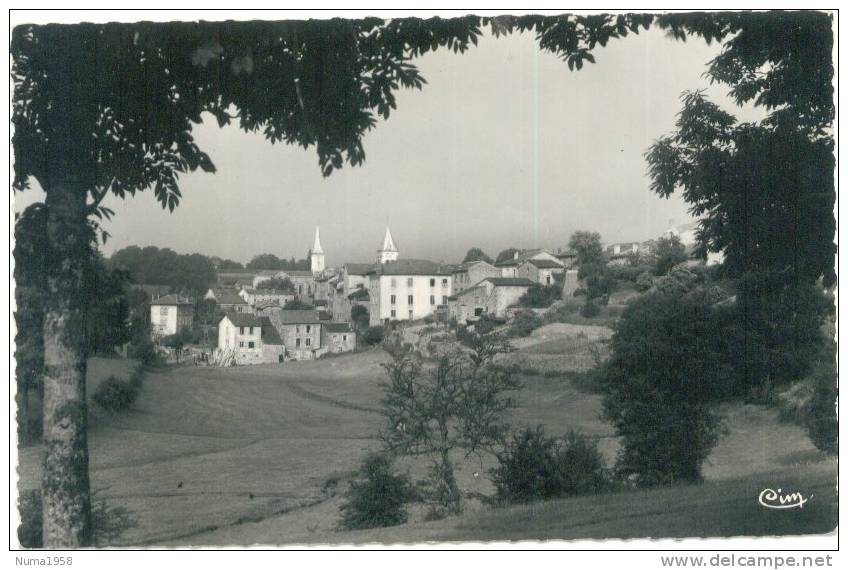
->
[[16, 339, 836, 546]]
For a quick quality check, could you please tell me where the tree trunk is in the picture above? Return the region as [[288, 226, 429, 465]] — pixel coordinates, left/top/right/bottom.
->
[[437, 449, 462, 515], [40, 183, 93, 548]]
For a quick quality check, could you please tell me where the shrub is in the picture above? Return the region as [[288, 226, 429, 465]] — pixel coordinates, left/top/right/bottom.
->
[[635, 271, 654, 292], [491, 427, 609, 504], [804, 353, 837, 454], [362, 325, 385, 346], [128, 337, 161, 367], [508, 310, 543, 337], [580, 300, 600, 318], [518, 284, 562, 308], [339, 453, 411, 530], [92, 375, 139, 412]]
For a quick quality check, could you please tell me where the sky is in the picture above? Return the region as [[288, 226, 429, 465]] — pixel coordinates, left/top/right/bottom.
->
[[13, 21, 761, 267]]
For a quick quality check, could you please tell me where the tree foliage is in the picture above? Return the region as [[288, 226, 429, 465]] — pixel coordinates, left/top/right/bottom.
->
[[647, 12, 835, 286], [495, 247, 520, 264], [255, 276, 294, 291], [339, 453, 412, 530], [568, 231, 604, 267], [379, 338, 520, 514], [246, 254, 310, 271], [652, 234, 688, 276], [462, 247, 493, 264], [110, 245, 216, 294]]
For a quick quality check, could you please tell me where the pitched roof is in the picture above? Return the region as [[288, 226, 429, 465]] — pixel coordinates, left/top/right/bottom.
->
[[150, 294, 194, 306], [318, 310, 333, 321], [260, 317, 284, 345], [313, 299, 328, 307], [345, 263, 374, 275], [453, 260, 494, 273], [220, 312, 262, 327], [526, 259, 563, 269], [283, 270, 315, 278], [368, 259, 452, 276], [275, 310, 322, 324], [483, 277, 535, 287], [324, 322, 354, 333], [494, 248, 555, 267], [254, 299, 282, 311], [216, 291, 248, 305]]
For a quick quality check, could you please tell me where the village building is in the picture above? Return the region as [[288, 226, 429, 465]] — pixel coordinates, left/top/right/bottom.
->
[[321, 322, 357, 354], [665, 219, 725, 266], [239, 287, 294, 308], [216, 290, 251, 313], [451, 260, 501, 294], [494, 249, 563, 277], [515, 258, 565, 286], [216, 272, 257, 289], [264, 308, 324, 361], [149, 294, 195, 338], [367, 259, 453, 325], [330, 263, 374, 322], [447, 277, 534, 324], [215, 312, 285, 365], [553, 248, 578, 268]]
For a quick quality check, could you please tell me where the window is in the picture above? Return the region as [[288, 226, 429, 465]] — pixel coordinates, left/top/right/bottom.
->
[[248, 341, 255, 349], [296, 325, 300, 333], [408, 309, 413, 319], [343, 335, 347, 342], [430, 295, 435, 305], [306, 325, 311, 333], [546, 275, 551, 285], [390, 278, 397, 288], [159, 306, 168, 316], [306, 338, 311, 347], [296, 338, 301, 347], [430, 278, 435, 287], [240, 326, 245, 334], [407, 295, 413, 305], [390, 295, 396, 305], [239, 341, 244, 348], [390, 309, 396, 318], [442, 278, 448, 286], [442, 296, 448, 305], [407, 277, 413, 287]]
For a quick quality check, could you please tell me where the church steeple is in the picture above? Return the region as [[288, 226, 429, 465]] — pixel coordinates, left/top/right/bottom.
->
[[377, 227, 399, 264], [310, 226, 325, 274]]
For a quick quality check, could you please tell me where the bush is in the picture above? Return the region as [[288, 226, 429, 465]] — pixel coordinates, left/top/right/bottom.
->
[[362, 325, 385, 346], [635, 271, 654, 292], [92, 375, 139, 412], [17, 489, 137, 548], [804, 353, 837, 454], [580, 300, 600, 318], [128, 337, 161, 367], [518, 284, 562, 308], [508, 310, 543, 337], [491, 427, 609, 504], [339, 453, 411, 530]]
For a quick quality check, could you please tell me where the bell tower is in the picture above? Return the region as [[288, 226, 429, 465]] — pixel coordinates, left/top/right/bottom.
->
[[377, 227, 399, 264], [310, 226, 325, 274]]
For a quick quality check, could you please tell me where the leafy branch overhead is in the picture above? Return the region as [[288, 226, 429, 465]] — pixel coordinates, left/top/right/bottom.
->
[[11, 14, 655, 213]]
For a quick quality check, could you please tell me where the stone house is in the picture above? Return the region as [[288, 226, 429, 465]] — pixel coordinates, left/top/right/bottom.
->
[[239, 287, 294, 308], [515, 259, 565, 286], [494, 249, 563, 277], [321, 322, 356, 354], [451, 260, 501, 294], [149, 294, 194, 338], [447, 277, 534, 324], [266, 309, 323, 360]]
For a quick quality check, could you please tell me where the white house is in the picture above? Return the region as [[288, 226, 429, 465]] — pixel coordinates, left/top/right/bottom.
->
[[150, 294, 194, 338], [367, 258, 453, 325], [215, 312, 284, 365]]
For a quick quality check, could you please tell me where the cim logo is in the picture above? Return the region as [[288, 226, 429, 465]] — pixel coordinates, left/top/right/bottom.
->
[[758, 488, 813, 510]]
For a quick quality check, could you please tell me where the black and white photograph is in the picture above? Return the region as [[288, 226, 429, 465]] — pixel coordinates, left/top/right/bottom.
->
[[8, 6, 840, 556]]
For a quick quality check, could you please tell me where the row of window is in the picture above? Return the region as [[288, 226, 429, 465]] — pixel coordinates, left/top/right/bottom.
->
[[389, 295, 448, 305], [389, 277, 449, 288]]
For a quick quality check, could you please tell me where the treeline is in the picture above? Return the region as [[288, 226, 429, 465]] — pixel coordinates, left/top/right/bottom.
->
[[109, 246, 217, 294], [245, 253, 310, 271]]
